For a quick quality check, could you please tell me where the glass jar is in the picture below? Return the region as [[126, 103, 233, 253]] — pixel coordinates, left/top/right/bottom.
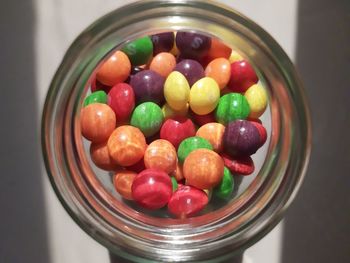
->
[[42, 0, 312, 262]]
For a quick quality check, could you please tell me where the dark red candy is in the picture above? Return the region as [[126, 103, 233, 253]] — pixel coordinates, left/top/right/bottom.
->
[[151, 32, 175, 55], [91, 76, 112, 93], [129, 70, 165, 104], [190, 110, 216, 126], [228, 60, 258, 93], [107, 83, 135, 121], [223, 120, 261, 157], [168, 185, 208, 218], [221, 153, 255, 175], [131, 169, 172, 210], [126, 158, 146, 173], [160, 117, 196, 149], [174, 59, 204, 86], [176, 32, 211, 60], [250, 121, 267, 147]]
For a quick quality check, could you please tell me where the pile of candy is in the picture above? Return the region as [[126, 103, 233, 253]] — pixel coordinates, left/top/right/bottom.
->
[[80, 31, 268, 218]]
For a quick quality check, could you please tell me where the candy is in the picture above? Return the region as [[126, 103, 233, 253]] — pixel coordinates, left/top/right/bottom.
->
[[151, 32, 175, 55], [126, 158, 146, 173], [177, 136, 213, 163], [107, 125, 147, 166], [130, 102, 164, 137], [213, 167, 234, 199], [160, 117, 196, 149], [223, 120, 261, 157], [131, 169, 172, 209], [189, 77, 220, 115], [144, 139, 178, 174], [113, 170, 137, 200], [168, 185, 208, 218], [228, 60, 258, 93], [91, 76, 111, 93], [204, 38, 232, 61], [176, 32, 211, 60], [221, 153, 255, 175], [162, 103, 189, 119], [129, 70, 165, 104], [107, 83, 135, 122], [190, 110, 216, 126], [196, 122, 225, 152], [215, 93, 250, 125], [84, 90, 107, 106], [90, 141, 119, 171], [171, 177, 178, 191], [164, 71, 190, 110], [250, 121, 267, 147], [172, 162, 184, 181], [183, 149, 224, 189], [229, 50, 243, 63], [122, 36, 153, 66], [204, 58, 231, 90], [244, 84, 268, 119], [174, 59, 204, 86], [96, 50, 131, 86], [80, 103, 116, 143], [149, 52, 176, 78]]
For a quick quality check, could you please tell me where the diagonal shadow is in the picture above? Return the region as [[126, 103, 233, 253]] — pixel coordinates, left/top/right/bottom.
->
[[0, 0, 50, 262], [282, 0, 350, 262]]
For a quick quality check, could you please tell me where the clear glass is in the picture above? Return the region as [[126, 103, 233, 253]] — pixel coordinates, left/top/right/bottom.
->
[[42, 1, 312, 262]]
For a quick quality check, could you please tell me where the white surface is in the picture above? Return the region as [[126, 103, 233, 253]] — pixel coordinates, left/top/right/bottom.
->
[[35, 1, 298, 262]]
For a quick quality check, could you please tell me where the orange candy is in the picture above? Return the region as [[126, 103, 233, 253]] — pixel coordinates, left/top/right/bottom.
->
[[196, 123, 225, 152], [183, 149, 224, 189], [172, 162, 184, 181], [149, 52, 176, 78], [90, 141, 119, 171], [96, 51, 131, 86], [107, 125, 147, 166], [80, 103, 116, 143], [113, 170, 137, 200], [205, 38, 232, 61], [205, 58, 231, 90], [144, 139, 177, 174]]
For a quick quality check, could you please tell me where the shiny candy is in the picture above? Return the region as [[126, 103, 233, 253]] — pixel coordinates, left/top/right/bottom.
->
[[244, 84, 268, 119], [90, 141, 119, 171], [80, 103, 116, 143], [196, 122, 225, 152], [215, 93, 250, 125], [189, 77, 220, 115], [223, 120, 261, 157], [130, 70, 165, 104], [183, 149, 224, 189], [130, 102, 164, 137], [83, 90, 107, 106], [164, 71, 190, 110], [176, 32, 211, 60], [151, 32, 175, 55], [122, 36, 153, 66], [213, 167, 234, 199], [144, 139, 178, 174], [221, 153, 255, 175], [149, 52, 176, 78], [162, 103, 189, 119], [168, 185, 208, 218], [205, 38, 232, 61], [114, 170, 137, 200], [107, 125, 147, 166], [205, 58, 231, 90], [107, 83, 135, 121], [174, 59, 204, 86], [177, 136, 213, 163], [228, 60, 258, 93], [96, 51, 131, 86], [131, 169, 172, 209], [160, 117, 196, 149]]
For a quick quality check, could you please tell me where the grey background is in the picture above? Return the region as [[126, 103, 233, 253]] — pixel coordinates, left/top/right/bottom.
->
[[0, 0, 349, 262]]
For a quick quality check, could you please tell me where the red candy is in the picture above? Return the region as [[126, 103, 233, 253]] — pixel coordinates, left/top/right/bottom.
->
[[221, 153, 255, 175], [126, 158, 146, 173], [168, 185, 209, 218], [131, 169, 173, 209], [160, 117, 196, 149], [228, 60, 258, 93], [190, 110, 216, 126], [250, 121, 267, 147], [108, 83, 135, 122]]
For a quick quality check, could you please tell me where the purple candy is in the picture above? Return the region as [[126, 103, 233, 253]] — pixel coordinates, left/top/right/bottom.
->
[[223, 120, 261, 157], [129, 70, 165, 105], [151, 32, 175, 55], [175, 32, 211, 60], [174, 59, 205, 86]]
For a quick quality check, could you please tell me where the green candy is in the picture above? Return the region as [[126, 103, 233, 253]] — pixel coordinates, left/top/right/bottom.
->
[[213, 167, 234, 199], [177, 136, 213, 163], [130, 102, 163, 137], [171, 177, 178, 192], [122, 36, 153, 66], [83, 90, 107, 106], [215, 93, 250, 125]]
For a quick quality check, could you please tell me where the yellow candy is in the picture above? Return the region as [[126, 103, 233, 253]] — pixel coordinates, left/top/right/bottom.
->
[[164, 71, 190, 110], [162, 102, 189, 119], [189, 77, 220, 115], [229, 50, 243, 63], [244, 84, 268, 118]]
